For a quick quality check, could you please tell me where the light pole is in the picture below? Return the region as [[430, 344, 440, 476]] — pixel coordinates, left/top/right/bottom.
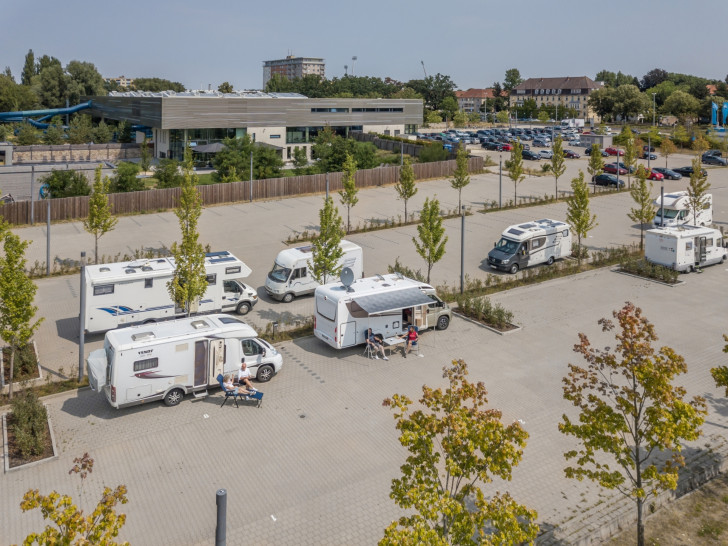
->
[[652, 93, 657, 127], [498, 154, 502, 208], [249, 150, 253, 203], [460, 205, 465, 294], [79, 251, 86, 381], [648, 135, 651, 170], [351, 56, 357, 76]]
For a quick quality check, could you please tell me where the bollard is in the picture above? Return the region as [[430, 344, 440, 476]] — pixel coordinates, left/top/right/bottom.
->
[[215, 488, 227, 546]]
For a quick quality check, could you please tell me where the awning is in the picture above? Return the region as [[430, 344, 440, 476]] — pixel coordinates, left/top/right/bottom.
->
[[191, 142, 225, 153], [353, 288, 433, 315]]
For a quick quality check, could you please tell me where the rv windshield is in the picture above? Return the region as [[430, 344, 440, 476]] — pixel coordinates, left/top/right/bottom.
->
[[268, 263, 291, 283], [657, 209, 679, 219], [495, 237, 520, 254]]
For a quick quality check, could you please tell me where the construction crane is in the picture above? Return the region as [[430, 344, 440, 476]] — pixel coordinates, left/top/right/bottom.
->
[[421, 60, 428, 79]]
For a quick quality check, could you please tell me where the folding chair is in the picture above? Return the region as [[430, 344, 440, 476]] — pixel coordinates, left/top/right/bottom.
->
[[363, 342, 376, 359], [244, 389, 264, 408], [217, 374, 240, 408]]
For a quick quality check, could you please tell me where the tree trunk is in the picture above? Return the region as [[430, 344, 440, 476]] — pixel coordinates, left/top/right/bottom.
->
[[404, 202, 408, 223], [8, 346, 15, 399], [95, 234, 99, 264]]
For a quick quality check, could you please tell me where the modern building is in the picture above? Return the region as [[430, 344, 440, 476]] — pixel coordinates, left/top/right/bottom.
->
[[509, 76, 603, 121], [455, 88, 499, 114], [262, 56, 325, 88], [88, 90, 422, 162], [104, 75, 135, 89]]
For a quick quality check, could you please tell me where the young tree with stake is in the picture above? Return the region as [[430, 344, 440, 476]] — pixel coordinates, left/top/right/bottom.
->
[[587, 144, 604, 184], [686, 157, 710, 225], [508, 141, 525, 204], [412, 197, 447, 283], [623, 136, 638, 189], [338, 152, 359, 233], [551, 137, 566, 198], [565, 171, 597, 266], [83, 165, 118, 264], [628, 166, 654, 253], [309, 196, 345, 285], [449, 145, 470, 211], [660, 138, 677, 169], [393, 156, 417, 221]]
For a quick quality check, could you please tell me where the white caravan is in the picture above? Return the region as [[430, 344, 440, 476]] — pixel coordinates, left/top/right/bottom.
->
[[653, 191, 712, 227], [265, 240, 363, 302], [645, 226, 726, 272], [313, 273, 451, 349], [84, 251, 257, 334], [487, 219, 572, 274], [86, 314, 283, 409]]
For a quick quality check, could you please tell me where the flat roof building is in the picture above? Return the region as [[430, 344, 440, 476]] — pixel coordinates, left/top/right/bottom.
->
[[263, 56, 325, 88]]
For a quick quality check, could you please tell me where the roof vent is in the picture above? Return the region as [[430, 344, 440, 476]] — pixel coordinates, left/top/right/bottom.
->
[[141, 266, 153, 272], [100, 267, 111, 272], [191, 320, 209, 330], [132, 332, 155, 341], [125, 268, 136, 274]]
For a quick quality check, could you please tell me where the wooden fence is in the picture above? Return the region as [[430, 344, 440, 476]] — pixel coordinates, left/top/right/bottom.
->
[[0, 157, 483, 226]]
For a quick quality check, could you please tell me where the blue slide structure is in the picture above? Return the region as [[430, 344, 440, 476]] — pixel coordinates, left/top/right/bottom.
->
[[0, 100, 92, 129]]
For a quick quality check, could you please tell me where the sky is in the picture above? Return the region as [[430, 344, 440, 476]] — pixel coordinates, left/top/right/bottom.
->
[[3, 0, 727, 92]]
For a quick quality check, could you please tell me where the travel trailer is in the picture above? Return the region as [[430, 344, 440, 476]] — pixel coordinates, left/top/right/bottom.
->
[[86, 314, 283, 409], [84, 251, 256, 333], [653, 191, 712, 227], [488, 219, 572, 274], [645, 226, 726, 272], [313, 272, 451, 350], [265, 240, 363, 302]]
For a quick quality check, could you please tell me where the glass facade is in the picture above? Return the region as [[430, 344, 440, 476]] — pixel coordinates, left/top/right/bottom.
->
[[286, 125, 362, 144], [168, 128, 243, 160]]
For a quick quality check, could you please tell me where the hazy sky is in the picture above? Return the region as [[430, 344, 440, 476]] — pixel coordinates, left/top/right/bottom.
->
[[3, 0, 727, 91]]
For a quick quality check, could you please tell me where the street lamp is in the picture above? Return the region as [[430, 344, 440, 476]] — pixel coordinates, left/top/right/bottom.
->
[[351, 56, 357, 76]]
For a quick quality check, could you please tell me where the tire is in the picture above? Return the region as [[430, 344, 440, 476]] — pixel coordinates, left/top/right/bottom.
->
[[282, 293, 294, 303], [436, 315, 450, 330], [236, 302, 251, 315], [509, 263, 519, 274], [164, 388, 184, 407], [547, 256, 555, 266], [257, 364, 274, 383]]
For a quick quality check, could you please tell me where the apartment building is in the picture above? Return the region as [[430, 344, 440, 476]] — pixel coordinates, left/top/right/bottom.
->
[[104, 75, 135, 89], [455, 88, 498, 113], [263, 56, 325, 87], [509, 76, 603, 121]]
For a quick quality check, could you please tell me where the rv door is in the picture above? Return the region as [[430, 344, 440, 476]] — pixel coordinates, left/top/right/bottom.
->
[[697, 236, 707, 264], [194, 340, 208, 388], [209, 339, 225, 384]]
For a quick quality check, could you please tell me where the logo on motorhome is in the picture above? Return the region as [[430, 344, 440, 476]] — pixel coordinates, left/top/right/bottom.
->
[[138, 349, 153, 355]]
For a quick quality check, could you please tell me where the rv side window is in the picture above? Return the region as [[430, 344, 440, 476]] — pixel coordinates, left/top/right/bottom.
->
[[678, 210, 687, 220], [686, 242, 693, 250], [145, 278, 153, 288], [241, 339, 263, 357], [133, 357, 158, 372], [706, 238, 713, 247], [530, 237, 546, 251], [225, 266, 241, 275], [93, 284, 114, 296], [223, 280, 241, 293], [294, 267, 307, 279], [206, 274, 217, 285]]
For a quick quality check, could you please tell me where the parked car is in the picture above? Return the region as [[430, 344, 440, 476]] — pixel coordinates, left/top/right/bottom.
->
[[703, 149, 722, 157], [592, 173, 624, 187], [563, 149, 581, 159], [498, 143, 513, 152], [651, 167, 682, 180], [584, 147, 609, 157], [645, 170, 664, 181], [642, 152, 658, 160], [613, 162, 636, 173], [605, 147, 624, 156], [539, 149, 554, 159], [674, 166, 708, 177], [604, 163, 628, 175], [522, 149, 541, 160], [532, 139, 548, 147], [643, 145, 655, 152], [702, 154, 728, 166]]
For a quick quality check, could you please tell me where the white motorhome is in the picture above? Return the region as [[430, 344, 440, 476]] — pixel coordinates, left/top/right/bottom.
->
[[313, 273, 451, 350], [265, 240, 363, 302], [645, 225, 726, 272], [560, 119, 585, 129], [84, 251, 257, 334], [653, 191, 712, 227], [86, 314, 283, 409], [487, 219, 572, 274]]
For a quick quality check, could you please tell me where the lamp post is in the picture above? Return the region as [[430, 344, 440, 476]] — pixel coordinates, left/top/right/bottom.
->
[[498, 154, 502, 208], [460, 205, 465, 294], [351, 56, 357, 76], [79, 251, 86, 381], [249, 150, 253, 203]]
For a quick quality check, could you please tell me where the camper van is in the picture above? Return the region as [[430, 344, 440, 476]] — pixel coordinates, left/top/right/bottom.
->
[[86, 314, 283, 409], [653, 191, 712, 227], [313, 273, 451, 350], [488, 219, 572, 274], [84, 251, 257, 334], [265, 240, 363, 302], [645, 226, 726, 272]]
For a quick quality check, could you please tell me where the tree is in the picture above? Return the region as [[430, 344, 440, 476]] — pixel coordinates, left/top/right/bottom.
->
[[0, 227, 43, 398], [424, 110, 443, 125], [559, 302, 707, 546], [660, 138, 677, 168], [217, 81, 233, 93], [15, 121, 41, 146], [110, 162, 144, 193], [38, 63, 70, 109], [640, 68, 669, 91], [566, 171, 597, 266], [167, 147, 206, 316], [419, 142, 448, 163], [710, 335, 728, 396], [412, 196, 447, 283], [139, 136, 152, 172], [83, 165, 118, 264], [496, 110, 509, 125], [440, 96, 458, 122], [672, 125, 689, 149], [67, 114, 93, 144], [691, 133, 709, 157], [381, 360, 539, 545], [613, 85, 650, 121], [116, 120, 133, 143], [623, 135, 638, 189], [308, 196, 345, 284], [662, 90, 700, 123], [292, 146, 308, 175], [508, 142, 525, 204], [449, 145, 470, 211], [0, 73, 37, 112], [394, 157, 417, 221], [452, 109, 467, 127], [503, 68, 524, 93], [338, 152, 359, 233], [40, 169, 91, 198], [154, 158, 184, 188], [213, 135, 253, 181], [132, 77, 185, 92], [21, 49, 36, 86], [551, 137, 566, 198], [628, 166, 654, 253], [686, 157, 710, 226], [42, 117, 65, 145], [588, 87, 617, 120], [65, 60, 106, 103], [19, 453, 130, 545], [93, 120, 112, 144]]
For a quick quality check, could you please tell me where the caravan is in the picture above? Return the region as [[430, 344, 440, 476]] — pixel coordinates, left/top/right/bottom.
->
[[86, 314, 283, 409], [488, 219, 572, 274], [84, 251, 257, 333], [313, 273, 451, 350], [265, 240, 363, 302], [653, 191, 712, 227], [645, 225, 726, 272]]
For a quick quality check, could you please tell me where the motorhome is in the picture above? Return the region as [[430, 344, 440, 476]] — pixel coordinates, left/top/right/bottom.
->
[[488, 219, 572, 274], [86, 314, 283, 409], [645, 226, 726, 272], [653, 191, 712, 227], [265, 240, 363, 302], [313, 273, 451, 350], [84, 251, 256, 333]]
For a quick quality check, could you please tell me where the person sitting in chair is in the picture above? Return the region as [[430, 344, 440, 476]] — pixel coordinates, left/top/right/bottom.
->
[[236, 359, 257, 391], [366, 328, 388, 360], [224, 374, 252, 396], [398, 325, 419, 358]]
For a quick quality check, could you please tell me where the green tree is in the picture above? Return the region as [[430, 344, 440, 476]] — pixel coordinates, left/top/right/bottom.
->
[[496, 110, 510, 125], [15, 121, 41, 145], [394, 157, 417, 221], [139, 136, 152, 172], [338, 152, 359, 233], [660, 138, 677, 168], [440, 96, 458, 122], [449, 145, 470, 210], [560, 302, 707, 546], [42, 117, 65, 145], [65, 60, 106, 103], [419, 141, 448, 163], [0, 73, 37, 112], [587, 144, 605, 188], [167, 147, 206, 316], [467, 111, 481, 124], [67, 114, 93, 144], [566, 171, 597, 266], [710, 335, 728, 396], [503, 68, 524, 93], [623, 135, 638, 189], [93, 120, 112, 144], [628, 166, 654, 253], [551, 137, 567, 197], [217, 81, 233, 93], [0, 227, 43, 398], [40, 169, 91, 198], [412, 196, 447, 283], [588, 87, 617, 120], [613, 84, 650, 121], [381, 360, 538, 545], [308, 196, 345, 285], [452, 109, 467, 127], [38, 62, 68, 109], [671, 125, 689, 149], [691, 133, 709, 157], [213, 135, 253, 182], [662, 90, 700, 123], [110, 162, 143, 193], [508, 142, 525, 203], [132, 77, 185, 92], [116, 120, 133, 143], [21, 49, 36, 86], [154, 158, 184, 188], [83, 166, 118, 264], [292, 146, 308, 175], [424, 110, 443, 125], [686, 157, 710, 226]]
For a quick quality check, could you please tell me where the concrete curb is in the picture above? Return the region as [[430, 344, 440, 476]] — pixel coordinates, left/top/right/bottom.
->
[[452, 311, 521, 336], [611, 267, 685, 287], [2, 403, 59, 474]]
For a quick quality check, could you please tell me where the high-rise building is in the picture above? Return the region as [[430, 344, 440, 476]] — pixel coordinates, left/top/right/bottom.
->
[[262, 56, 325, 88]]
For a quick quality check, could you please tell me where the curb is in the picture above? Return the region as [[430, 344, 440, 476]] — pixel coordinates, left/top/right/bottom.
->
[[3, 403, 59, 473], [611, 267, 685, 287]]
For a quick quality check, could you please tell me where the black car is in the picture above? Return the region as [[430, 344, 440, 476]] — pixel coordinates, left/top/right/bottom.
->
[[522, 149, 541, 160], [592, 173, 624, 187], [702, 154, 728, 166], [651, 167, 682, 180], [584, 147, 609, 157], [642, 152, 657, 160], [674, 166, 708, 177]]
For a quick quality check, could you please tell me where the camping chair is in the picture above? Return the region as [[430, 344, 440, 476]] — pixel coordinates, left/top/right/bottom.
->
[[217, 374, 240, 408], [405, 326, 421, 357], [243, 388, 264, 408], [363, 341, 376, 359]]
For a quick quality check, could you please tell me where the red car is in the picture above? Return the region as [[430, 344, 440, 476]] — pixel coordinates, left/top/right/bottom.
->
[[646, 170, 664, 181], [563, 149, 581, 159], [499, 143, 513, 151], [605, 147, 624, 156], [603, 163, 628, 175]]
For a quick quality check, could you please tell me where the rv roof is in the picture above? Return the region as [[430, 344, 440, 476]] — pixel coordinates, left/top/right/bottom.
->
[[502, 219, 568, 241], [315, 273, 432, 302]]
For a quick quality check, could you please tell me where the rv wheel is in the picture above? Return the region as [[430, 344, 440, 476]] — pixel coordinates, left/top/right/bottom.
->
[[436, 315, 450, 330], [164, 388, 184, 407], [236, 302, 251, 315], [282, 293, 295, 303], [509, 263, 519, 274], [547, 256, 555, 266], [257, 364, 274, 382]]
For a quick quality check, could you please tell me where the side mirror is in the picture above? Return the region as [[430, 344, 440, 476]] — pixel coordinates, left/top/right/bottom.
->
[[493, 242, 497, 248]]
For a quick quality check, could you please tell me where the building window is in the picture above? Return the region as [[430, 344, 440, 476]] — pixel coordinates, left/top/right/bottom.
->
[[310, 108, 350, 113]]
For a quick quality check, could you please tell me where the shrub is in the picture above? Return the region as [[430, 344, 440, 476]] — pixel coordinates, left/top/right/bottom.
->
[[454, 294, 514, 329], [10, 391, 48, 458], [387, 257, 427, 283], [620, 258, 679, 284], [3, 344, 37, 379]]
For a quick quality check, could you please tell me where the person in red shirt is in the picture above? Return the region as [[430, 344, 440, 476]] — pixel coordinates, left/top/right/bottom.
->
[[399, 325, 418, 358]]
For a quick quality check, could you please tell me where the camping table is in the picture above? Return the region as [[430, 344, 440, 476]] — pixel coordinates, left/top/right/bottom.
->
[[382, 336, 405, 357]]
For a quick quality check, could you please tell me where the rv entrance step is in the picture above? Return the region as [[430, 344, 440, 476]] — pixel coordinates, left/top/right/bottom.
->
[[192, 390, 208, 399]]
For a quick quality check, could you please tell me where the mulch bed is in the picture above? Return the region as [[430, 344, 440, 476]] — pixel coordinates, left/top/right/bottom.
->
[[4, 413, 54, 469]]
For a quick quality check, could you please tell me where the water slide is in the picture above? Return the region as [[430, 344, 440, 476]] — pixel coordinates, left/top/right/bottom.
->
[[0, 100, 92, 128]]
